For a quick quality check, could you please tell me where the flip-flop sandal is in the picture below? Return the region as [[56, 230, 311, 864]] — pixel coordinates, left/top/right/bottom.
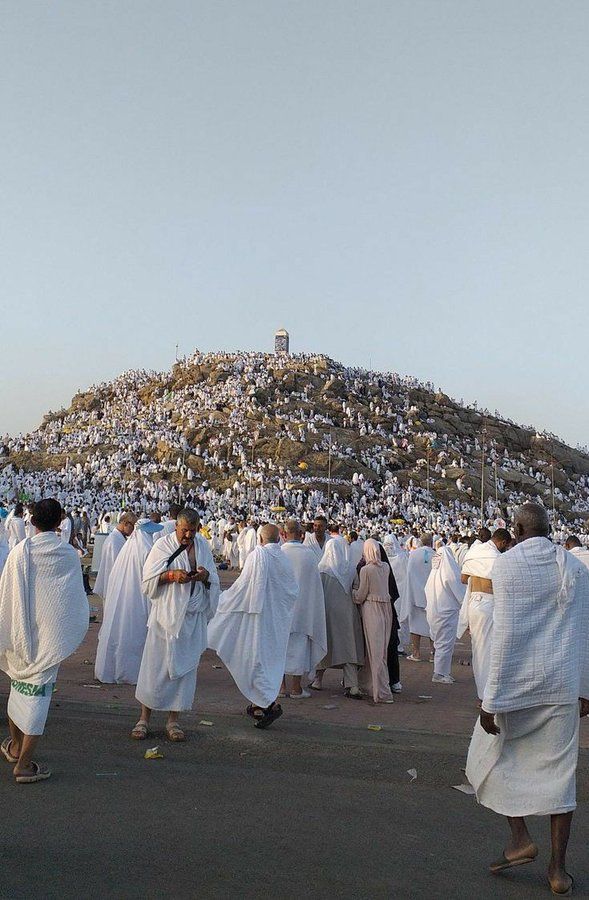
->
[[130, 720, 149, 740], [15, 762, 51, 784], [166, 724, 186, 742], [551, 874, 574, 896], [253, 703, 283, 729], [1, 737, 18, 764], [490, 850, 538, 873]]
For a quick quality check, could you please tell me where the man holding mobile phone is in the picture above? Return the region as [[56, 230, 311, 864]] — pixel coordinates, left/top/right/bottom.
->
[[131, 508, 219, 743]]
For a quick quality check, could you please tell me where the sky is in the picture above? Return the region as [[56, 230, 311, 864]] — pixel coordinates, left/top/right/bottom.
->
[[2, 1, 588, 448]]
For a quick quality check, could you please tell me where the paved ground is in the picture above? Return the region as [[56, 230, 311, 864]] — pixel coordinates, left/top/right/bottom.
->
[[1, 581, 588, 898], [1, 704, 588, 899]]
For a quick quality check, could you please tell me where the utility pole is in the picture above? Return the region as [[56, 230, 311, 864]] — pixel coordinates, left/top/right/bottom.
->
[[550, 456, 556, 533], [426, 444, 431, 528], [480, 426, 487, 526], [326, 432, 333, 517]]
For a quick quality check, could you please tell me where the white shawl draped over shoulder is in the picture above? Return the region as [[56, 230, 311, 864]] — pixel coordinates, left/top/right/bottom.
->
[[94, 528, 126, 599], [318, 539, 353, 592], [405, 547, 434, 612], [142, 533, 220, 639], [457, 539, 500, 638], [208, 544, 299, 707], [0, 533, 89, 680], [483, 537, 589, 713], [281, 541, 327, 654], [425, 546, 466, 626]]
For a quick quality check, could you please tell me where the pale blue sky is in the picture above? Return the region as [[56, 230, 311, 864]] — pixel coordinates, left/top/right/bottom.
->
[[2, 2, 588, 446]]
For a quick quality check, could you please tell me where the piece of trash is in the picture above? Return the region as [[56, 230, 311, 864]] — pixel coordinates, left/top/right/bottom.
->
[[83, 684, 102, 689], [452, 784, 475, 795], [407, 768, 418, 782], [418, 695, 433, 700], [367, 724, 382, 732], [144, 746, 164, 760], [212, 665, 223, 669], [199, 720, 214, 726], [96, 772, 120, 777], [239, 750, 251, 757], [83, 659, 92, 665], [322, 704, 338, 710]]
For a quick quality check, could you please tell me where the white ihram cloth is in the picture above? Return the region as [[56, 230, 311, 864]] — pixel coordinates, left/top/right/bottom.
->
[[136, 533, 219, 711], [347, 539, 365, 571], [224, 533, 239, 568], [93, 528, 126, 599], [7, 516, 26, 551], [0, 534, 8, 577], [403, 547, 434, 637], [466, 538, 589, 816], [318, 540, 364, 670], [425, 547, 466, 676], [383, 535, 409, 647], [303, 532, 331, 561], [459, 540, 499, 698], [281, 542, 327, 676], [208, 544, 298, 708], [0, 532, 88, 734], [154, 520, 176, 541], [570, 544, 589, 571], [318, 538, 353, 592], [237, 526, 257, 569], [95, 526, 157, 684]]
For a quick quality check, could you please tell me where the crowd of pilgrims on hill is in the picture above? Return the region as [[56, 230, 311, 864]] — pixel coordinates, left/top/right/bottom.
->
[[2, 352, 589, 544]]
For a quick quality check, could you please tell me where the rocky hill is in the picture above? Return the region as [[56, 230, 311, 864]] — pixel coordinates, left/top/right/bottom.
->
[[3, 350, 589, 524]]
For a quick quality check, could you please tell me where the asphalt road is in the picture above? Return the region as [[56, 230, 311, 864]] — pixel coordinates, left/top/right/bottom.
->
[[1, 702, 588, 899]]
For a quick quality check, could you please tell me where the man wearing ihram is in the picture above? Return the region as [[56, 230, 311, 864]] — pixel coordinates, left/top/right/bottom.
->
[[466, 503, 589, 897]]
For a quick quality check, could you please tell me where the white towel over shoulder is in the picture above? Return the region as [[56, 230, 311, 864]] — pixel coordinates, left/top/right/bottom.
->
[[0, 532, 89, 681]]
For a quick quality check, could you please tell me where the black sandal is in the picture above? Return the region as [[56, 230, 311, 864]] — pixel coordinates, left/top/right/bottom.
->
[[252, 702, 283, 729]]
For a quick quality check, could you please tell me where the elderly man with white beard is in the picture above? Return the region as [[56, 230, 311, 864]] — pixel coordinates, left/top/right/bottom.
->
[[466, 504, 589, 896], [280, 519, 327, 699], [131, 508, 219, 743]]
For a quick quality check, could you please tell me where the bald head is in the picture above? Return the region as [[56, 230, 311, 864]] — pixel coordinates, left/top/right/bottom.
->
[[117, 512, 137, 536], [514, 503, 549, 542], [119, 512, 137, 525], [260, 523, 280, 545], [284, 519, 302, 541]]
